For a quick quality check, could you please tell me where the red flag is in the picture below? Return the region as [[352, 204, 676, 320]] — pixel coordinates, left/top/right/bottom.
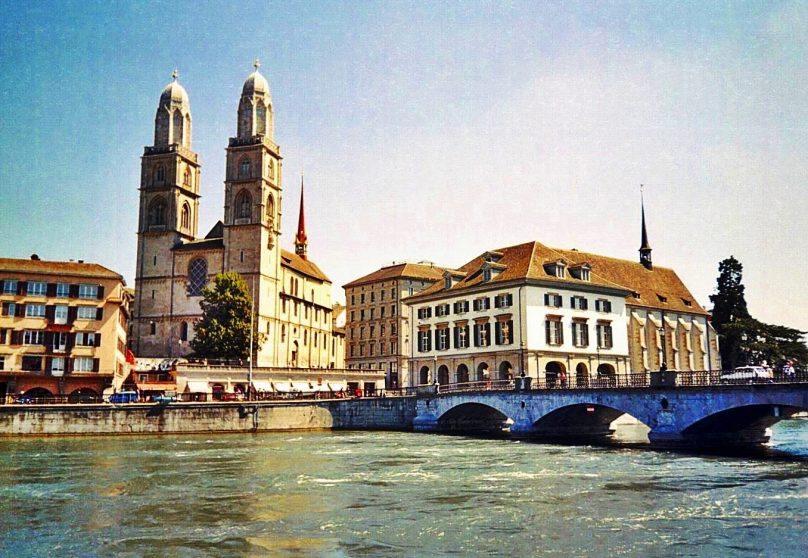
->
[[125, 349, 136, 365]]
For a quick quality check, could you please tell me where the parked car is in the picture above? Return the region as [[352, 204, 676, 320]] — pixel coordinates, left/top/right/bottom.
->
[[222, 392, 245, 401], [151, 393, 178, 403], [107, 391, 139, 403], [14, 396, 34, 404], [720, 366, 774, 383]]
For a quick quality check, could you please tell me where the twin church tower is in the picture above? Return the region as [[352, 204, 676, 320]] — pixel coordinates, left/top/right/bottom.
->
[[132, 62, 341, 368]]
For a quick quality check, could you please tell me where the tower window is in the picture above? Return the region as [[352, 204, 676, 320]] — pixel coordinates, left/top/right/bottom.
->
[[180, 321, 189, 342], [149, 321, 156, 335], [148, 198, 166, 226], [239, 158, 251, 179], [188, 258, 208, 296], [268, 159, 275, 179], [236, 190, 252, 220], [183, 169, 191, 186], [154, 165, 165, 183], [180, 203, 191, 230]]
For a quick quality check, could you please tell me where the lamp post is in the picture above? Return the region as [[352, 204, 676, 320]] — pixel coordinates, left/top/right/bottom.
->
[[741, 332, 748, 365]]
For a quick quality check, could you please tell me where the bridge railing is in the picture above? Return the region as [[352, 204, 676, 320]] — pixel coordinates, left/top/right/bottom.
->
[[432, 370, 808, 394]]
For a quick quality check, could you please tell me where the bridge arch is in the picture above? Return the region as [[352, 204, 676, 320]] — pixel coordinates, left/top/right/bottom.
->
[[527, 401, 649, 441], [456, 363, 469, 383], [498, 361, 514, 380], [436, 401, 512, 435]]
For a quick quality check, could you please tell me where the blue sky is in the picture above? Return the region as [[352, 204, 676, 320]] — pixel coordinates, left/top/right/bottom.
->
[[1, 1, 806, 331]]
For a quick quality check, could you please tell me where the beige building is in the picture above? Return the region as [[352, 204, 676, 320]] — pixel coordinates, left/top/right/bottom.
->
[[131, 63, 344, 369], [343, 263, 448, 388], [405, 224, 720, 387], [0, 256, 130, 401]]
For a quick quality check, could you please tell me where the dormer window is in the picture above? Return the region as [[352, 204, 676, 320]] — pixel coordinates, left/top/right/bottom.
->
[[681, 298, 692, 307], [657, 294, 668, 303], [569, 263, 591, 281], [444, 276, 452, 289], [482, 268, 492, 282], [544, 259, 567, 278]]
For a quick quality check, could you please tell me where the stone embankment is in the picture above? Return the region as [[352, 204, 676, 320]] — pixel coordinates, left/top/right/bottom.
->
[[0, 397, 417, 437]]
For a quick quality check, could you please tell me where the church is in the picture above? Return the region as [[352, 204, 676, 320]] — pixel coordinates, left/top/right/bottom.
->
[[131, 62, 344, 369]]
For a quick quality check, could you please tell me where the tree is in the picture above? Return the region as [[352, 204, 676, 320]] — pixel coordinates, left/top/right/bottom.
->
[[191, 272, 263, 360], [709, 256, 751, 369]]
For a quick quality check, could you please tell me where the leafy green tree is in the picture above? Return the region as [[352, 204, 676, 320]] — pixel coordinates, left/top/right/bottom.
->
[[191, 272, 263, 360], [709, 256, 751, 369]]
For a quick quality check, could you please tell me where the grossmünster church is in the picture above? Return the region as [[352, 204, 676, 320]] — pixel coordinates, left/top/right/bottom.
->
[[131, 62, 343, 368]]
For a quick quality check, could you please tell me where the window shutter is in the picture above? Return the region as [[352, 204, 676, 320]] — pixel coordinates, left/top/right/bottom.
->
[[97, 285, 105, 300], [465, 325, 470, 346], [46, 283, 56, 297], [0, 280, 4, 293], [92, 358, 100, 372], [570, 296, 575, 308], [453, 327, 459, 348], [495, 322, 502, 344], [507, 320, 514, 343], [10, 330, 21, 345], [45, 305, 55, 321], [43, 331, 53, 348], [46, 357, 53, 372], [66, 357, 74, 374], [582, 299, 588, 310], [17, 281, 26, 295], [544, 293, 549, 305], [559, 324, 564, 345], [484, 323, 491, 346], [67, 332, 75, 350], [67, 306, 77, 324], [96, 307, 104, 321], [494, 296, 500, 309], [508, 294, 513, 306], [473, 324, 480, 347], [94, 333, 102, 347], [545, 321, 551, 344], [0, 329, 5, 344], [15, 304, 25, 317], [69, 284, 79, 298]]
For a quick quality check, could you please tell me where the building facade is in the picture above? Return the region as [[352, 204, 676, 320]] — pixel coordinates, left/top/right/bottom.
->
[[0, 257, 130, 401], [406, 237, 720, 387], [131, 63, 344, 369], [343, 263, 448, 388]]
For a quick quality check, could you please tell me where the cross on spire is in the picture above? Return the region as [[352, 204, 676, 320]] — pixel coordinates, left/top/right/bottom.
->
[[172, 68, 179, 81], [253, 58, 261, 71]]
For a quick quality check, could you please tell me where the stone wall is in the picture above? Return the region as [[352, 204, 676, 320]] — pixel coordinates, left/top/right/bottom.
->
[[0, 397, 417, 437]]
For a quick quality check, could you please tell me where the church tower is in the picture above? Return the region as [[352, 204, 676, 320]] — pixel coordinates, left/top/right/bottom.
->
[[223, 60, 284, 365], [639, 188, 653, 271], [133, 71, 201, 354]]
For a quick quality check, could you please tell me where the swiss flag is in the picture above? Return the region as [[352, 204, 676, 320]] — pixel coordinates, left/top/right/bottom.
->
[[125, 349, 136, 365]]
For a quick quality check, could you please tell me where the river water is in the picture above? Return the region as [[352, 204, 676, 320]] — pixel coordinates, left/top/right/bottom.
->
[[1, 420, 806, 558]]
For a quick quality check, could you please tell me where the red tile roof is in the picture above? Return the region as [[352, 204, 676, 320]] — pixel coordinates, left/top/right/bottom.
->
[[0, 257, 123, 280], [343, 262, 449, 288], [281, 250, 330, 283]]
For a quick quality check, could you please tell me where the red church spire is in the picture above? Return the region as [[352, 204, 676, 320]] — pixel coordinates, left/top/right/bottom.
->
[[294, 174, 308, 259]]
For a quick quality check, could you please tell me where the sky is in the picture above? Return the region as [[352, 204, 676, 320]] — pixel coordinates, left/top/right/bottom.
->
[[1, 1, 806, 332]]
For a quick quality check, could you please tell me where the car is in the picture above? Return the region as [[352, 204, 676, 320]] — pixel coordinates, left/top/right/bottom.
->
[[720, 366, 774, 383], [222, 392, 245, 401], [107, 391, 139, 403], [151, 393, 178, 403], [14, 396, 34, 404]]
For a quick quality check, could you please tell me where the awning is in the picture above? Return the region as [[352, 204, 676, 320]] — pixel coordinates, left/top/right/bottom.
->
[[273, 382, 292, 393], [292, 381, 313, 393], [251, 380, 273, 392], [313, 383, 330, 392], [135, 382, 176, 391], [327, 382, 347, 392], [185, 380, 210, 393]]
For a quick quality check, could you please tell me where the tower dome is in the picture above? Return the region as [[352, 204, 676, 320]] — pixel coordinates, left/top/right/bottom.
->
[[237, 58, 274, 140], [154, 70, 192, 148]]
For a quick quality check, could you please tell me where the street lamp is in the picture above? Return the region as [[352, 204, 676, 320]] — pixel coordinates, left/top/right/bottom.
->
[[741, 333, 748, 365]]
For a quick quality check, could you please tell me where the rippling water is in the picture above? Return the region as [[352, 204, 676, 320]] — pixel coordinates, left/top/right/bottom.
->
[[1, 420, 806, 557]]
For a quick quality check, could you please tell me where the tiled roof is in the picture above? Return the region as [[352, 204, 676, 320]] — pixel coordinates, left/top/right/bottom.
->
[[281, 250, 330, 283], [0, 257, 123, 280], [343, 262, 448, 288], [410, 241, 706, 315]]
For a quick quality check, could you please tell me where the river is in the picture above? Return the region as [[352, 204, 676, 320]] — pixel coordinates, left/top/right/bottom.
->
[[1, 419, 806, 557]]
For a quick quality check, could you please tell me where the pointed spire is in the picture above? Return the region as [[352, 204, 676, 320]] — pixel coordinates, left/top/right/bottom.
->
[[639, 184, 653, 270], [295, 174, 308, 260]]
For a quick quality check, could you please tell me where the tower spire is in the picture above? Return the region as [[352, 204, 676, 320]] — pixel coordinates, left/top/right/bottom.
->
[[639, 184, 653, 270], [295, 174, 308, 260]]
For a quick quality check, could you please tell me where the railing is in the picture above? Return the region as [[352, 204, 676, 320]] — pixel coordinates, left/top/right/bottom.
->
[[433, 370, 808, 395]]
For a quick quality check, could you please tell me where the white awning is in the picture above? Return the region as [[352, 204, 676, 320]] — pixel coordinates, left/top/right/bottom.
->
[[313, 383, 330, 392], [251, 380, 273, 392], [185, 380, 209, 393], [327, 382, 347, 392], [273, 382, 292, 393], [292, 381, 313, 393]]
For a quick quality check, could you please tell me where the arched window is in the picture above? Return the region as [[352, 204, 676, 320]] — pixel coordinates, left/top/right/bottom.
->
[[266, 194, 275, 222], [236, 191, 252, 220], [172, 111, 183, 144], [148, 198, 166, 226], [268, 159, 275, 179], [180, 203, 190, 230], [180, 321, 189, 341], [187, 258, 207, 296], [183, 169, 191, 186], [256, 105, 267, 136], [239, 157, 251, 179], [154, 165, 165, 183]]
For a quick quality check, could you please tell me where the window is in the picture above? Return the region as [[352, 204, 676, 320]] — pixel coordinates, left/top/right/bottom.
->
[[370, 326, 375, 338], [239, 158, 251, 178], [360, 327, 365, 339], [391, 288, 396, 299], [495, 320, 514, 345], [380, 307, 385, 318], [52, 332, 68, 351], [75, 332, 97, 346], [436, 328, 449, 350], [183, 169, 191, 186], [380, 324, 386, 337], [360, 309, 364, 320], [281, 325, 286, 341], [25, 304, 46, 317], [368, 342, 373, 356], [27, 281, 46, 296], [390, 323, 397, 335], [51, 357, 65, 375], [351, 294, 355, 305], [391, 305, 396, 316], [148, 198, 166, 226], [74, 357, 94, 372], [236, 190, 252, 220], [155, 165, 165, 182], [474, 322, 490, 347], [595, 299, 612, 313], [350, 310, 355, 321], [473, 297, 490, 311], [23, 330, 44, 345], [268, 158, 275, 179], [188, 258, 207, 296], [380, 290, 385, 301], [0, 356, 4, 370], [78, 284, 99, 299], [371, 292, 375, 302], [77, 306, 97, 320], [580, 268, 590, 281], [554, 263, 566, 278], [545, 319, 563, 346], [370, 308, 375, 319], [455, 325, 469, 349], [55, 283, 69, 298], [571, 296, 588, 310], [1, 302, 15, 316], [572, 321, 589, 347], [3, 280, 18, 294], [494, 293, 513, 308], [482, 268, 492, 282], [181, 203, 191, 229], [54, 305, 68, 324], [180, 322, 189, 341], [444, 276, 453, 289], [360, 293, 365, 304], [417, 307, 432, 320], [544, 293, 562, 308], [597, 323, 613, 349], [435, 304, 450, 317], [149, 321, 156, 335], [22, 356, 42, 371], [453, 300, 469, 313], [418, 330, 432, 352]]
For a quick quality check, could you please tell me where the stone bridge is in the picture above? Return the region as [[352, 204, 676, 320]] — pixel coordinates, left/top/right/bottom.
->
[[413, 383, 808, 447]]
